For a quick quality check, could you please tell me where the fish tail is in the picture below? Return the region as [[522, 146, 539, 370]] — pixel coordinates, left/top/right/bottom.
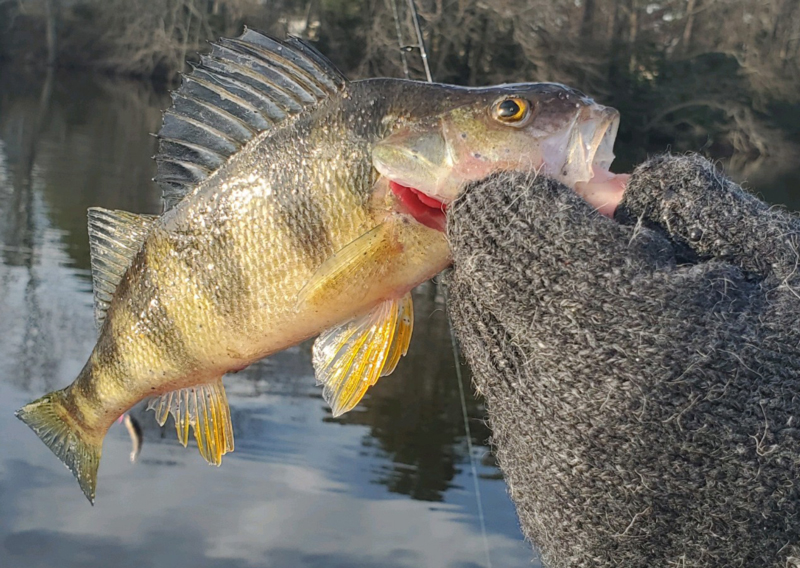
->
[[16, 388, 102, 504]]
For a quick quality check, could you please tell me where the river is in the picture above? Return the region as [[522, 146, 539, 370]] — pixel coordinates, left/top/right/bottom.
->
[[0, 60, 798, 568], [0, 67, 530, 568]]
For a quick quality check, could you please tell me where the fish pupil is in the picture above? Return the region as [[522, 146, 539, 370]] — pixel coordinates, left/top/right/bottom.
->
[[498, 100, 521, 118]]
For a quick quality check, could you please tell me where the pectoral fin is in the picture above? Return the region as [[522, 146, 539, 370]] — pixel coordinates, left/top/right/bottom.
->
[[147, 378, 234, 465], [313, 293, 414, 417], [297, 222, 401, 310]]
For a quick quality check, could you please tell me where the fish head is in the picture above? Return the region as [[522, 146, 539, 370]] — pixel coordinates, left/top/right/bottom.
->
[[372, 83, 625, 229]]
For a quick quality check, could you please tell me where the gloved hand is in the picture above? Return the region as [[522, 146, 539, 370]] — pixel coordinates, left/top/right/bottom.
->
[[445, 154, 800, 568]]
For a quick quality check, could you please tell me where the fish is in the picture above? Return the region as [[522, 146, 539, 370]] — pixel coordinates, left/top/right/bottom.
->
[[16, 28, 626, 503]]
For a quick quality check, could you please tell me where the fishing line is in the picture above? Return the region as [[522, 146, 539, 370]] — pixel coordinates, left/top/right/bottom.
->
[[389, 1, 491, 564], [389, 0, 432, 82], [389, 0, 410, 79], [445, 279, 494, 568], [406, 0, 432, 83]]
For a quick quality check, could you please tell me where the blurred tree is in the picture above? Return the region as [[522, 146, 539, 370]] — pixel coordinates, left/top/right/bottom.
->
[[0, 0, 797, 200]]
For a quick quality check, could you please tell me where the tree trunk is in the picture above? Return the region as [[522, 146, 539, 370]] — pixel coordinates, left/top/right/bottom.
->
[[43, 0, 58, 67], [681, 0, 697, 55], [580, 0, 596, 40]]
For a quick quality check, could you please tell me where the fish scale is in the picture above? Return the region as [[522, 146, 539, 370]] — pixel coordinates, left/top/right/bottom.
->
[[16, 28, 623, 503]]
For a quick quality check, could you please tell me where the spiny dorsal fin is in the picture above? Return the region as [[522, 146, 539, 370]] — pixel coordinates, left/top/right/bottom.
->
[[155, 28, 348, 211], [87, 208, 157, 331], [146, 379, 234, 465]]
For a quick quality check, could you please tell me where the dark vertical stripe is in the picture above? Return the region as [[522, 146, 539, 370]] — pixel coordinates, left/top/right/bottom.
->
[[273, 169, 334, 266], [81, 322, 130, 416], [118, 240, 200, 372], [170, 218, 252, 321]]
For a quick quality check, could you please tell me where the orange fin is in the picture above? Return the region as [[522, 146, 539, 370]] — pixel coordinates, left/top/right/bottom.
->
[[312, 293, 414, 417], [147, 378, 234, 465]]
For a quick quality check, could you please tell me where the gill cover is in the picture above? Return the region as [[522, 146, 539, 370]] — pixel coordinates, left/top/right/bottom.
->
[[373, 122, 462, 200]]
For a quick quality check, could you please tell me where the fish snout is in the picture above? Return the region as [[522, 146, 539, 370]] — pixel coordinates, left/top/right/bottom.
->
[[545, 103, 621, 187], [583, 105, 621, 171]]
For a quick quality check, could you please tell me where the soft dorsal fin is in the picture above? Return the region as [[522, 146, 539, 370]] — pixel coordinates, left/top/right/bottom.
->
[[155, 28, 348, 211], [87, 208, 157, 331]]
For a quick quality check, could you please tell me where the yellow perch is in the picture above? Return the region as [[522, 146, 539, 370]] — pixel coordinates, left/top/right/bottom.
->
[[17, 28, 625, 503]]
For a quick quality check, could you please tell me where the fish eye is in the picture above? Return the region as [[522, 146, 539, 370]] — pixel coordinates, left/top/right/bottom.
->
[[492, 97, 532, 126]]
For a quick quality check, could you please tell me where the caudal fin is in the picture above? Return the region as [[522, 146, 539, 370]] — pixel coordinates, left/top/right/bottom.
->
[[16, 389, 102, 504]]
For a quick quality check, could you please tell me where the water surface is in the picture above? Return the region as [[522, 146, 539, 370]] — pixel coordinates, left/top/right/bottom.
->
[[0, 68, 530, 568], [1, 62, 798, 568]]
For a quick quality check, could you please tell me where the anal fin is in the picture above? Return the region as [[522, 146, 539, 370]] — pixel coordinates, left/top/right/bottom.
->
[[312, 293, 414, 417], [146, 379, 234, 465]]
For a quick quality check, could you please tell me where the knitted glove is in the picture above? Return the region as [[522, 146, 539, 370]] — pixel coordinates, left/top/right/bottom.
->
[[446, 154, 800, 568]]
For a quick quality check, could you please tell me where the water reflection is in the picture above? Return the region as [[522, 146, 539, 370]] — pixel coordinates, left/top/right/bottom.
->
[[334, 286, 493, 502], [1, 51, 798, 567], [0, 68, 530, 567]]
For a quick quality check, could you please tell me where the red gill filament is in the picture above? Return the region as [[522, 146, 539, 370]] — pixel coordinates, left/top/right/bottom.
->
[[389, 181, 447, 232]]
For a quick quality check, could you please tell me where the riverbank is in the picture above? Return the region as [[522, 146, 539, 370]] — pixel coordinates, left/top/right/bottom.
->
[[2, 0, 799, 187]]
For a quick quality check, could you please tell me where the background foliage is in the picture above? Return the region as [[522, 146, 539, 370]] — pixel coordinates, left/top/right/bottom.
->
[[1, 0, 799, 172]]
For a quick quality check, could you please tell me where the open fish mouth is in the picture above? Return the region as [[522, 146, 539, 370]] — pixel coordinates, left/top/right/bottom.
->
[[557, 107, 629, 218], [548, 106, 621, 185]]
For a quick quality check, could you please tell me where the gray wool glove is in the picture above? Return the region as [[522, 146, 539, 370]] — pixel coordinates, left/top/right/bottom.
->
[[445, 154, 800, 568]]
